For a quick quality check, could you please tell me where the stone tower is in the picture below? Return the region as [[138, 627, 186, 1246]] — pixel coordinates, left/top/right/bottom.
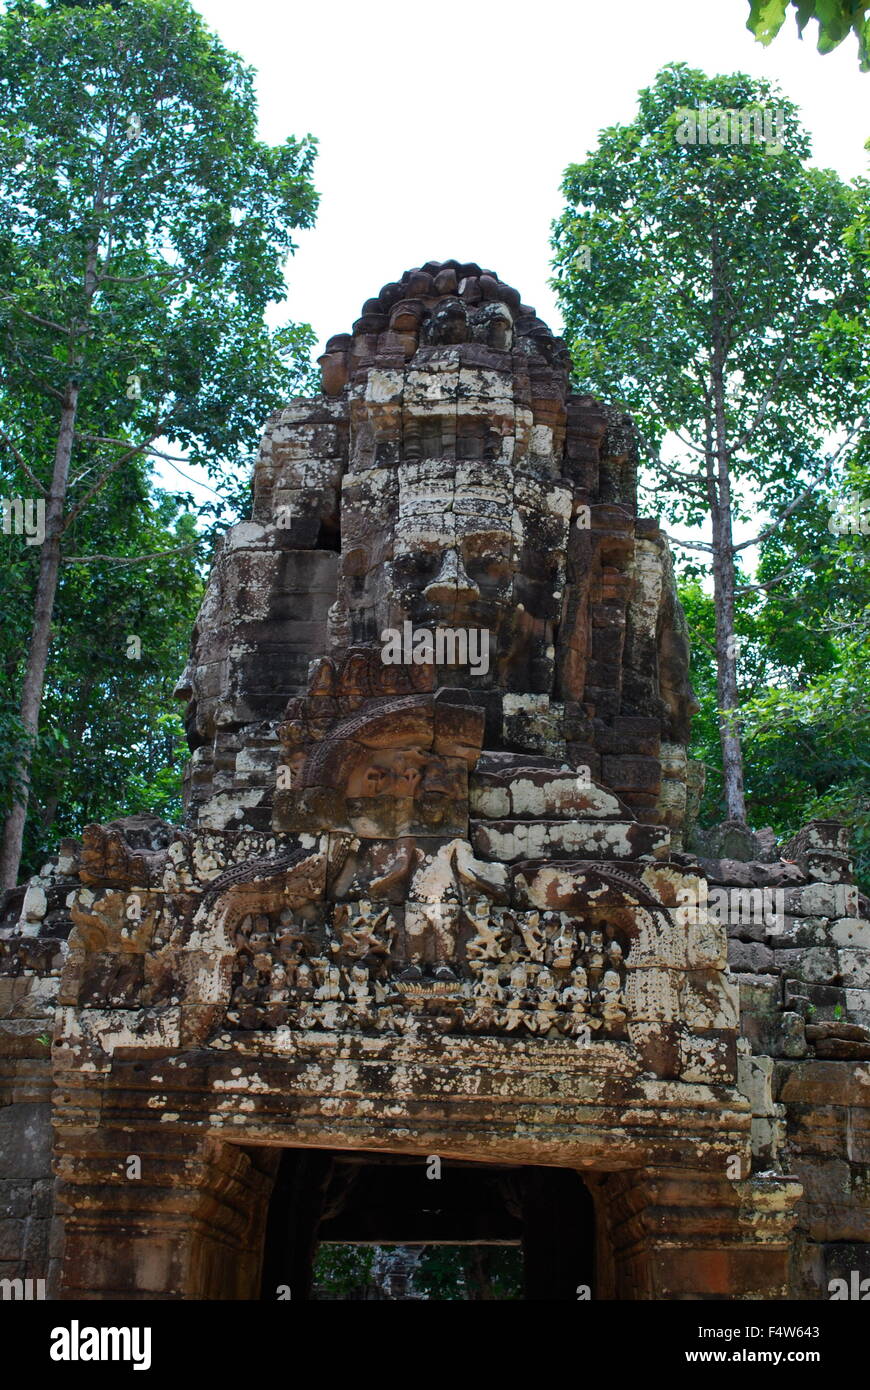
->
[[174, 258, 698, 849], [1, 262, 867, 1301]]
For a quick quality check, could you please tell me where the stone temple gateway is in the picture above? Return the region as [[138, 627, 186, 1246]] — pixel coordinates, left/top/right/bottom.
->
[[1, 261, 868, 1300]]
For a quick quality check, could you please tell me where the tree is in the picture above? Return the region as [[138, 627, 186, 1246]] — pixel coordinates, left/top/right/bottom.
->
[[415, 1245, 522, 1300], [679, 492, 870, 888], [0, 0, 318, 889], [311, 1244, 376, 1300], [551, 63, 868, 822], [747, 1, 870, 72], [310, 1243, 523, 1300], [742, 455, 870, 886], [0, 452, 205, 877]]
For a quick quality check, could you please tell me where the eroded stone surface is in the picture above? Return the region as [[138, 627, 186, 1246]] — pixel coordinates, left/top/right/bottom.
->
[[0, 262, 865, 1301]]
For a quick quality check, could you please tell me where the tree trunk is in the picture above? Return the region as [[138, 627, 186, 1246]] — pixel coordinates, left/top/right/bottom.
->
[[461, 1247, 496, 1300], [0, 228, 100, 892], [0, 381, 80, 891], [708, 233, 747, 823], [710, 502, 746, 822]]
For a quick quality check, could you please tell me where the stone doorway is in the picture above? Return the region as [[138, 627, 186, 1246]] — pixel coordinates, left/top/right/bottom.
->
[[258, 1149, 595, 1301]]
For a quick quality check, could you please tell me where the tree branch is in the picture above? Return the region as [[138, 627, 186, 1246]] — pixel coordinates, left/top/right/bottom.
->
[[672, 429, 707, 456], [62, 543, 200, 566], [730, 255, 824, 455], [0, 431, 47, 496], [0, 293, 70, 337], [735, 549, 833, 595], [634, 430, 708, 492], [63, 414, 171, 530], [732, 419, 866, 554], [662, 532, 715, 553]]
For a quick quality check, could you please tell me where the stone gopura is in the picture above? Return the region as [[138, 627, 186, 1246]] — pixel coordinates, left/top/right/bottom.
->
[[1, 261, 868, 1300]]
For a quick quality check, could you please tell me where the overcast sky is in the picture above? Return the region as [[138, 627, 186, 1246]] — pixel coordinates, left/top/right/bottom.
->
[[156, 0, 869, 534], [195, 0, 868, 352]]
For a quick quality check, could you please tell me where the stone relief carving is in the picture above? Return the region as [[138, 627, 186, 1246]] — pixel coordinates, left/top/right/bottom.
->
[[223, 894, 630, 1039], [44, 263, 735, 1081]]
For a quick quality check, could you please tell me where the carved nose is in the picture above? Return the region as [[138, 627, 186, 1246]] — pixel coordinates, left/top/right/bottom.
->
[[173, 660, 194, 701], [420, 761, 454, 796], [423, 550, 479, 607]]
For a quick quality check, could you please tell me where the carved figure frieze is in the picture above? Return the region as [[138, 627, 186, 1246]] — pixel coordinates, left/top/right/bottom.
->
[[222, 896, 630, 1039]]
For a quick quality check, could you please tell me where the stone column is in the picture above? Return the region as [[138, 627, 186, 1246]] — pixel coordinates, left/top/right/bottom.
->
[[55, 1128, 276, 1300], [599, 1167, 803, 1299]]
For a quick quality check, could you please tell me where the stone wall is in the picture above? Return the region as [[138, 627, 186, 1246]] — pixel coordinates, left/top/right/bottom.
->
[[0, 899, 69, 1296], [693, 819, 870, 1295]]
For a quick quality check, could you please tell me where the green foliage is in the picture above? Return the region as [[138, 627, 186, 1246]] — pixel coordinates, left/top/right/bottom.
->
[[311, 1244, 375, 1300], [414, 1246, 522, 1300], [0, 459, 205, 874], [680, 465, 870, 890], [0, 0, 319, 874], [747, 1, 870, 71], [552, 63, 869, 856], [551, 62, 865, 539], [0, 0, 319, 502], [310, 1244, 523, 1300]]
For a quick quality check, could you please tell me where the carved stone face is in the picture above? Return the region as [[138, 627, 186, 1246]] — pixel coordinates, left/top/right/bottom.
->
[[339, 461, 570, 690], [343, 741, 465, 837], [345, 747, 428, 801], [273, 690, 484, 840], [390, 464, 515, 629]]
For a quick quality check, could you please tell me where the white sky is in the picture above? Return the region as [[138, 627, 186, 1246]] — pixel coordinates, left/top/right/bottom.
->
[[157, 0, 869, 533], [195, 0, 868, 350]]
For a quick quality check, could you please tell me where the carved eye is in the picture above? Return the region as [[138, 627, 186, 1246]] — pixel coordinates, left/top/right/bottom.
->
[[391, 553, 439, 583], [465, 551, 512, 583]]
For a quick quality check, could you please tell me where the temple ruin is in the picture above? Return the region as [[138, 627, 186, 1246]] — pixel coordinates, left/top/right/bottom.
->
[[1, 260, 868, 1299]]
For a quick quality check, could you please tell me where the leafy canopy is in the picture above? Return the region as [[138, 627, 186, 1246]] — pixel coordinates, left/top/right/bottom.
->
[[551, 63, 866, 545], [748, 1, 870, 72], [0, 0, 319, 499], [0, 0, 320, 874]]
